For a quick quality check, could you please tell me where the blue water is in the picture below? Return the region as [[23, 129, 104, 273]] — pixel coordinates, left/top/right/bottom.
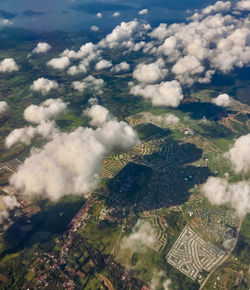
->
[[0, 0, 217, 31]]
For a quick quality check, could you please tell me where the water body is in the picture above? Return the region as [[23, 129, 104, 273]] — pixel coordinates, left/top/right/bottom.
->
[[0, 0, 217, 31]]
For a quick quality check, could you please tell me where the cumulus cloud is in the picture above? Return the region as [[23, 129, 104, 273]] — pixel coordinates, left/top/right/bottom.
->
[[62, 42, 99, 60], [113, 12, 120, 17], [24, 99, 67, 124], [0, 58, 18, 73], [63, 43, 100, 75], [10, 105, 139, 201], [150, 8, 250, 85], [211, 93, 231, 107], [95, 59, 112, 70], [2, 196, 19, 210], [67, 61, 88, 75], [5, 121, 57, 148], [99, 20, 150, 50], [172, 55, 204, 85], [111, 61, 130, 73], [165, 113, 180, 124], [88, 97, 98, 106], [72, 75, 105, 95], [47, 56, 70, 70], [133, 58, 167, 84], [32, 42, 52, 54], [138, 9, 148, 15], [91, 25, 99, 32], [130, 80, 183, 107], [0, 196, 19, 224], [31, 78, 59, 95], [236, 0, 250, 11], [84, 104, 112, 127], [202, 1, 231, 15], [0, 101, 9, 114], [149, 23, 168, 41], [225, 134, 250, 174], [198, 69, 215, 84], [157, 35, 182, 62], [191, 1, 231, 20], [201, 176, 250, 217], [120, 220, 156, 252], [115, 61, 130, 72]]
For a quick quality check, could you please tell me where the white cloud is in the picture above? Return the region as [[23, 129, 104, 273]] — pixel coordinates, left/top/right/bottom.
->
[[172, 55, 204, 85], [0, 210, 9, 224], [225, 134, 250, 174], [165, 113, 180, 124], [211, 93, 231, 107], [198, 69, 215, 84], [150, 271, 172, 290], [133, 58, 167, 84], [157, 35, 182, 62], [2, 196, 19, 210], [130, 80, 183, 107], [201, 176, 250, 217], [0, 58, 18, 73], [120, 219, 156, 252], [88, 97, 98, 106], [67, 61, 88, 75], [10, 105, 139, 201], [133, 41, 147, 52], [149, 23, 168, 41], [32, 42, 52, 54], [95, 59, 112, 70], [98, 20, 150, 50], [113, 12, 120, 17], [63, 43, 100, 75], [5, 121, 57, 148], [139, 9, 148, 15], [84, 104, 112, 127], [111, 61, 130, 73], [61, 42, 99, 59], [47, 56, 70, 70], [0, 196, 19, 224], [0, 101, 9, 114], [0, 19, 12, 26], [202, 1, 231, 15], [191, 1, 231, 20], [24, 99, 67, 124], [163, 279, 172, 290], [213, 25, 250, 72], [151, 9, 250, 85], [72, 75, 105, 95], [91, 25, 99, 32], [236, 0, 250, 11], [30, 78, 59, 95], [97, 12, 102, 18]]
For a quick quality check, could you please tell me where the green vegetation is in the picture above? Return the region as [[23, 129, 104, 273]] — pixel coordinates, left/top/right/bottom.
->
[[234, 214, 250, 264], [0, 26, 249, 290], [81, 218, 121, 254], [135, 123, 170, 140]]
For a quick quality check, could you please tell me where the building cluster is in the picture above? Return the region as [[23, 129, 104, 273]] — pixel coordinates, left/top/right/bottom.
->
[[167, 225, 226, 281], [60, 198, 97, 262], [31, 251, 75, 289]]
